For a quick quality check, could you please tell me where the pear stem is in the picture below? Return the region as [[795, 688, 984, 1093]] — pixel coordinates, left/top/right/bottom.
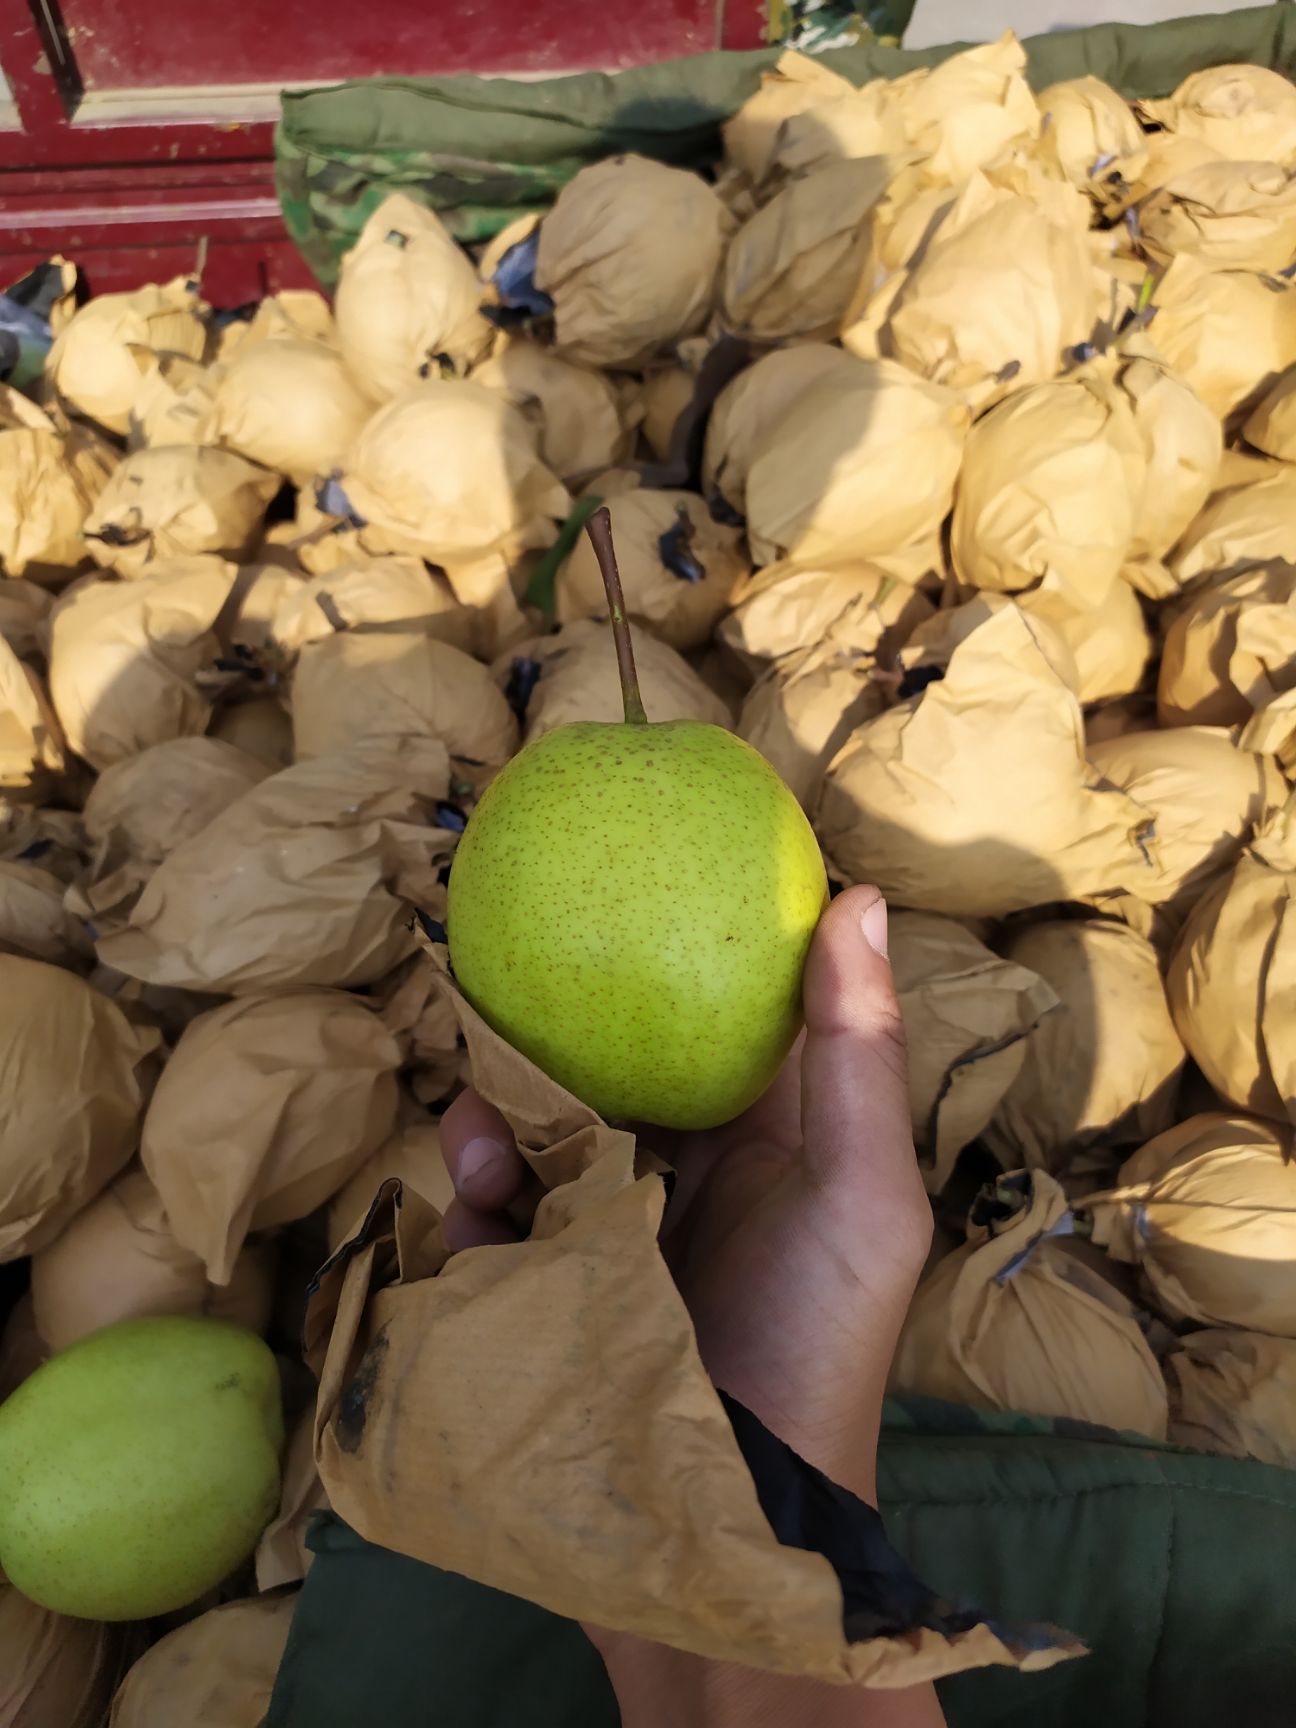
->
[[585, 505, 649, 725]]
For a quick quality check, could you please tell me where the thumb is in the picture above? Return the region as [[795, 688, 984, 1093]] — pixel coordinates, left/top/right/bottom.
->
[[800, 886, 921, 1205]]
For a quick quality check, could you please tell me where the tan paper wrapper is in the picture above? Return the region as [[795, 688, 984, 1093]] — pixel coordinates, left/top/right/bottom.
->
[[47, 558, 238, 771], [1165, 1328, 1296, 1468], [745, 359, 967, 574], [375, 956, 467, 1105], [334, 192, 493, 401], [1244, 364, 1296, 460], [0, 419, 112, 585], [1035, 76, 1149, 199], [127, 351, 216, 450], [0, 954, 159, 1260], [1017, 569, 1151, 705], [106, 1592, 296, 1728], [0, 576, 53, 659], [471, 337, 632, 482], [499, 619, 730, 741], [96, 733, 456, 994], [45, 276, 208, 437], [636, 363, 696, 462], [1121, 354, 1221, 564], [891, 33, 1039, 186], [816, 605, 1157, 917], [0, 858, 93, 967], [210, 337, 372, 482], [0, 638, 65, 795], [1, 1577, 134, 1728], [983, 920, 1185, 1178], [327, 1115, 455, 1254], [307, 955, 1078, 1688], [270, 555, 474, 658], [256, 1408, 331, 1590], [1170, 465, 1296, 593], [535, 156, 732, 370], [141, 989, 402, 1282], [738, 642, 887, 811], [891, 1170, 1169, 1439], [1140, 158, 1296, 271], [67, 734, 270, 931], [1144, 254, 1296, 421], [1137, 64, 1296, 168], [1086, 1112, 1296, 1334], [291, 629, 518, 766], [556, 488, 747, 651], [890, 911, 1059, 1194], [30, 1164, 275, 1351], [337, 380, 570, 591], [702, 346, 859, 519], [720, 560, 933, 679], [1166, 800, 1295, 1125], [209, 695, 294, 770], [1161, 563, 1296, 733], [83, 446, 280, 579], [721, 49, 861, 187]]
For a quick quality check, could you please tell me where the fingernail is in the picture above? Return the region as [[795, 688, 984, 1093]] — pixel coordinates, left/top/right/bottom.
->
[[860, 896, 888, 958], [457, 1136, 507, 1190]]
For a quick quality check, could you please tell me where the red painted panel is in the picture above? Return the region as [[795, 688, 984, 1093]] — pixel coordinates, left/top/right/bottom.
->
[[59, 0, 718, 91]]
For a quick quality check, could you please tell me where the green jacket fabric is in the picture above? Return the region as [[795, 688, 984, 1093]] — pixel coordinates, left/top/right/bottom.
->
[[275, 4, 1296, 283], [265, 1402, 1296, 1728]]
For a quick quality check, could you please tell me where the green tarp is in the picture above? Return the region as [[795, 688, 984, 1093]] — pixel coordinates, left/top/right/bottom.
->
[[276, 3, 1296, 284]]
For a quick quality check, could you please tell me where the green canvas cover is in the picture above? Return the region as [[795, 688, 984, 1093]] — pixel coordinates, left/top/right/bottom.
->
[[276, 4, 1296, 285], [265, 1402, 1296, 1727]]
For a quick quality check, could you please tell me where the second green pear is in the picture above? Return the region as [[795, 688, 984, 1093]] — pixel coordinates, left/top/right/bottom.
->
[[447, 717, 827, 1129]]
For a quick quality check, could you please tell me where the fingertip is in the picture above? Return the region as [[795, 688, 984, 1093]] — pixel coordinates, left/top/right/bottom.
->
[[804, 886, 896, 1036], [441, 1089, 527, 1209], [442, 1197, 523, 1253]]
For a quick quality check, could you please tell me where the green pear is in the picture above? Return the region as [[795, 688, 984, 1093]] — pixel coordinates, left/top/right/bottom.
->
[[448, 507, 827, 1129], [0, 1315, 282, 1621]]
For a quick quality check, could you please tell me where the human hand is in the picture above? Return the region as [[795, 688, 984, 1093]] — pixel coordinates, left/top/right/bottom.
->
[[440, 885, 941, 1728], [441, 883, 932, 1504]]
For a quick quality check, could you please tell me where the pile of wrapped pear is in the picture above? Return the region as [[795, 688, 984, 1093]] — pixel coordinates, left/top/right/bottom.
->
[[1, 35, 1295, 1721]]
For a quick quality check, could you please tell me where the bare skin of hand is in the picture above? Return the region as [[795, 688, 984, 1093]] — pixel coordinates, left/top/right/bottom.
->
[[441, 886, 945, 1728]]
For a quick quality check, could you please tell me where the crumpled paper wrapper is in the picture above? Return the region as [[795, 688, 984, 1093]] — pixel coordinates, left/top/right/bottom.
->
[[555, 487, 747, 651], [702, 344, 858, 521], [636, 362, 696, 462], [29, 1164, 275, 1350], [950, 373, 1144, 601], [471, 337, 631, 482], [1137, 64, 1296, 168], [66, 734, 270, 932], [1159, 562, 1296, 729], [816, 605, 1157, 917], [1146, 253, 1296, 421], [334, 191, 493, 400], [209, 696, 294, 770], [1088, 726, 1286, 919], [270, 555, 474, 658], [0, 799, 86, 881], [1035, 75, 1148, 202], [291, 629, 518, 766], [1170, 466, 1296, 593], [983, 920, 1185, 1180], [891, 1168, 1169, 1438], [0, 574, 53, 659], [721, 49, 875, 189], [83, 446, 280, 579], [850, 182, 1098, 410], [0, 953, 159, 1260], [0, 858, 92, 966], [0, 404, 114, 585], [1121, 353, 1221, 567], [374, 959, 466, 1106], [140, 988, 401, 1282], [535, 155, 732, 370], [889, 911, 1058, 1195], [0, 636, 66, 795], [106, 1592, 296, 1728], [892, 32, 1039, 187], [209, 337, 372, 482], [45, 275, 208, 437], [47, 557, 237, 770], [738, 641, 887, 811], [1138, 158, 1296, 271], [1243, 364, 1296, 459], [1166, 1328, 1296, 1468], [499, 619, 730, 742], [256, 1407, 331, 1590], [1166, 800, 1294, 1126], [1085, 1111, 1296, 1334], [720, 559, 933, 680], [96, 733, 456, 994], [306, 952, 1080, 1687], [127, 351, 216, 450], [745, 358, 967, 576], [0, 1576, 134, 1728], [720, 158, 898, 345], [327, 1114, 455, 1254], [336, 379, 570, 606], [1017, 569, 1151, 705]]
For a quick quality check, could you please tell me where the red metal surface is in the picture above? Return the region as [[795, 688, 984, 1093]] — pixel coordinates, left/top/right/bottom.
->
[[1, 0, 771, 302]]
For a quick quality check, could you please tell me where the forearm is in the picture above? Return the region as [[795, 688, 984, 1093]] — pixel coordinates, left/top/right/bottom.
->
[[595, 1637, 946, 1728]]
